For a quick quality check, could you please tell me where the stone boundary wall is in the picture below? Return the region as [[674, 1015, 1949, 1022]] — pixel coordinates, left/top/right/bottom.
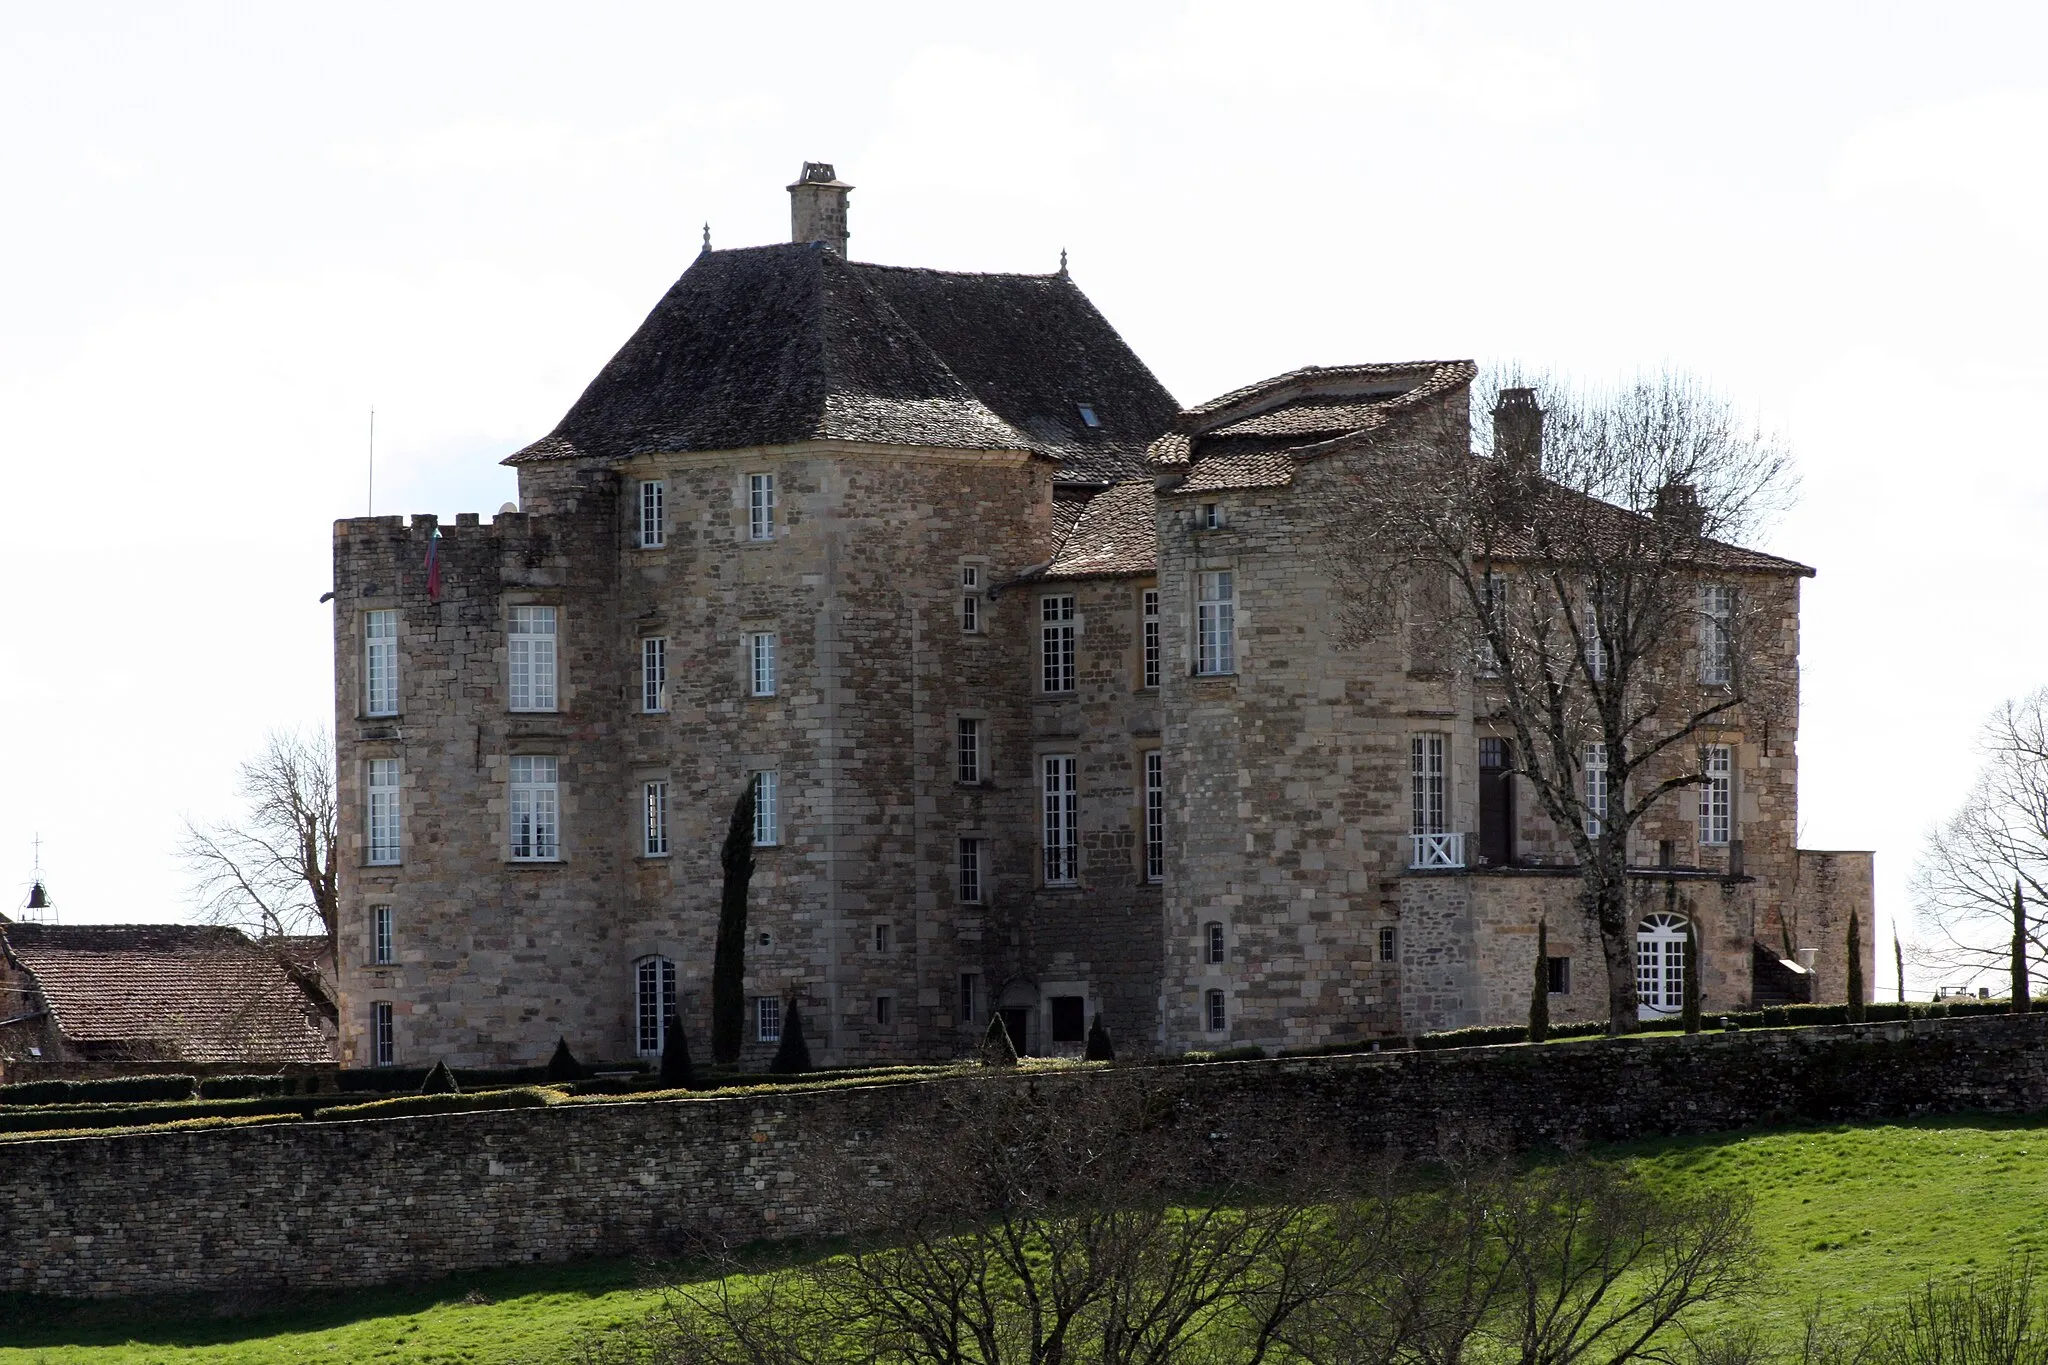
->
[[8, 1013, 2048, 1299]]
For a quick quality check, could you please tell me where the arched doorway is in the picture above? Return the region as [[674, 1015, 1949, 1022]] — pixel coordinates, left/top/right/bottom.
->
[[1637, 913, 1688, 1017]]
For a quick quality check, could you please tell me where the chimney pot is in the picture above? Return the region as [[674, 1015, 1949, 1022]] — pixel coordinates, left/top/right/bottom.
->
[[788, 161, 853, 257], [1492, 387, 1543, 470]]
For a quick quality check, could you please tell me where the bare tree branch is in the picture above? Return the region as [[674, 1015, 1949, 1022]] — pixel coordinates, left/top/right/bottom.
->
[[179, 727, 338, 949]]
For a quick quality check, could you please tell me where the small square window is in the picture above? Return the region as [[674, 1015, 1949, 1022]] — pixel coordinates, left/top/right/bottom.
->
[[1547, 956, 1572, 995], [1076, 403, 1101, 429], [1202, 502, 1222, 531]]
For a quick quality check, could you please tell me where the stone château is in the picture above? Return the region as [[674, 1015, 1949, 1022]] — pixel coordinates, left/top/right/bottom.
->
[[330, 164, 1873, 1069]]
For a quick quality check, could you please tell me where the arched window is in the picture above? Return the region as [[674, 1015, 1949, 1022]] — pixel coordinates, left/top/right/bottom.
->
[[635, 956, 677, 1056], [1636, 914, 1688, 1016]]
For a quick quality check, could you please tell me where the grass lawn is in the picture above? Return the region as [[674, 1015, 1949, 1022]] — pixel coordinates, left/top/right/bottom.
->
[[8, 1113, 2048, 1362]]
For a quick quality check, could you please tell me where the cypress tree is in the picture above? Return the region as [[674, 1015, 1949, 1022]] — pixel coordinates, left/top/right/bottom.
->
[[1528, 917, 1551, 1044], [1084, 1012, 1116, 1062], [659, 1010, 695, 1088], [1680, 918, 1702, 1034], [1895, 928, 1907, 1004], [2013, 881, 2032, 1015], [979, 1011, 1019, 1068], [769, 999, 812, 1075], [545, 1037, 584, 1082], [1846, 910, 1866, 1023], [711, 781, 758, 1065], [419, 1059, 460, 1094]]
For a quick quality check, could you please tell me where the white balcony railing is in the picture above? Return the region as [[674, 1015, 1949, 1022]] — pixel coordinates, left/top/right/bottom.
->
[[1409, 831, 1467, 870]]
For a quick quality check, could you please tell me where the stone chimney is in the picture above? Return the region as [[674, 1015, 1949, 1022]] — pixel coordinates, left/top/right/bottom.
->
[[1493, 387, 1543, 470], [1654, 480, 1705, 536], [788, 161, 853, 256]]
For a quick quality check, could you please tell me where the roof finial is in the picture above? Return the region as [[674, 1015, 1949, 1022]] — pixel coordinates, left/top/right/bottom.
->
[[702, 222, 712, 254], [1059, 247, 1068, 277]]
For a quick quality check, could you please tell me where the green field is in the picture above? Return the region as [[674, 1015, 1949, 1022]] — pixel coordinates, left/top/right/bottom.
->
[[6, 1113, 2048, 1363]]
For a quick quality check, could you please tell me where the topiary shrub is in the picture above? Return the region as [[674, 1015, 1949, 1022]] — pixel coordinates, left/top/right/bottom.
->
[[545, 1038, 584, 1083], [1529, 917, 1550, 1044], [1084, 1013, 1115, 1062], [978, 1012, 1019, 1068], [769, 1000, 812, 1075], [659, 1011, 695, 1089], [419, 1060, 460, 1094]]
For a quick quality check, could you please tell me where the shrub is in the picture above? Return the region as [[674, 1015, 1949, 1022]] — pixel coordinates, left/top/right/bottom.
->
[[545, 1039, 585, 1083], [659, 1012, 695, 1089], [978, 1012, 1019, 1068], [419, 1060, 460, 1094], [1084, 1013, 1116, 1062], [770, 1000, 813, 1075], [0, 1074, 198, 1106], [0, 1095, 326, 1135], [1529, 917, 1550, 1044], [313, 1087, 557, 1122], [197, 1075, 302, 1099], [1180, 1045, 1268, 1063]]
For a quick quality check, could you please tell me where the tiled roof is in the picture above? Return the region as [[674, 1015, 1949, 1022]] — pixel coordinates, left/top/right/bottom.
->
[[1043, 481, 1159, 579], [1, 923, 335, 1065], [506, 245, 1180, 482]]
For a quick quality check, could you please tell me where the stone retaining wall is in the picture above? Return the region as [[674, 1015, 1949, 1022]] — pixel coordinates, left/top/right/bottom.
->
[[7, 1012, 2047, 1299]]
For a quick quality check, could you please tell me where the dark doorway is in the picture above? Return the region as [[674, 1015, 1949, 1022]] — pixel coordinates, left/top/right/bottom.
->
[[1048, 995, 1086, 1044], [999, 1007, 1031, 1057], [1479, 737, 1514, 865]]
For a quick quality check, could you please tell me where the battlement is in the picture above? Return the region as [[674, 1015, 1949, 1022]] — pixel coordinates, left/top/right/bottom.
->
[[333, 509, 536, 541]]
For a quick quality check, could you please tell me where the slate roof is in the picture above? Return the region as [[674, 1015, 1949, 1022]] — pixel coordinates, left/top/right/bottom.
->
[[1, 923, 335, 1064], [507, 244, 1179, 482]]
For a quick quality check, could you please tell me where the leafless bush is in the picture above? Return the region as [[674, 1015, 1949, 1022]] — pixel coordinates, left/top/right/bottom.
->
[[582, 1079, 1759, 1364]]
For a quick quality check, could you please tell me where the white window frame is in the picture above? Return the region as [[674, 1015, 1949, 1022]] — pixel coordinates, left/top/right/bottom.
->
[[643, 780, 670, 857], [752, 770, 780, 847], [756, 995, 782, 1042], [1205, 988, 1227, 1033], [1699, 744, 1732, 847], [1699, 582, 1733, 686], [637, 479, 666, 549], [509, 755, 560, 861], [371, 904, 394, 965], [748, 632, 779, 697], [641, 637, 667, 714], [508, 605, 558, 712], [1584, 742, 1609, 837], [960, 565, 982, 633], [1041, 595, 1076, 693], [370, 1001, 395, 1067], [1205, 920, 1226, 965], [1042, 754, 1078, 886], [1637, 913, 1688, 1015], [747, 472, 776, 541], [1202, 502, 1223, 531], [364, 610, 399, 717], [1196, 570, 1236, 676], [1144, 749, 1165, 883], [635, 955, 677, 1056], [958, 836, 983, 904], [366, 758, 401, 865], [957, 716, 982, 784], [1141, 587, 1161, 690], [1410, 733, 1447, 836]]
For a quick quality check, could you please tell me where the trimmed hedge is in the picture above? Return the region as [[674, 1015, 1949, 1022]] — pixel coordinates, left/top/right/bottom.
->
[[0, 1095, 331, 1135], [0, 1075, 197, 1106], [1179, 1046, 1269, 1064], [1412, 998, 2048, 1051], [330, 1062, 643, 1095], [0, 1113, 303, 1144], [197, 1074, 328, 1099], [312, 1087, 559, 1121]]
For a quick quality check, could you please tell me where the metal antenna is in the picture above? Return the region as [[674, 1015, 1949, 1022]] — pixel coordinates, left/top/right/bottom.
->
[[367, 407, 376, 517]]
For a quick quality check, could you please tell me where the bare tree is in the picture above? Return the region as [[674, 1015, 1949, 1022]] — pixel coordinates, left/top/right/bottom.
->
[[180, 727, 338, 947], [1335, 371, 1797, 1033], [1912, 690, 2048, 989]]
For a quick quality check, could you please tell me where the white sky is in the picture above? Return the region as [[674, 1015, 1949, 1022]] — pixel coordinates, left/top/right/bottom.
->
[[4, 2, 2042, 995]]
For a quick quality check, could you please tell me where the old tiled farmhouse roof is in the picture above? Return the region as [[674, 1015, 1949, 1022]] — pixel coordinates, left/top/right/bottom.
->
[[507, 244, 1180, 482], [1, 922, 334, 1064], [1043, 481, 1159, 579]]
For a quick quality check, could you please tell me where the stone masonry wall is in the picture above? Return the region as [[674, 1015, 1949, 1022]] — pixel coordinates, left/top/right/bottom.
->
[[7, 1012, 2048, 1299]]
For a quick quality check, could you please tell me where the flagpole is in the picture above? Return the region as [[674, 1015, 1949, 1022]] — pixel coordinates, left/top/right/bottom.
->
[[367, 407, 376, 517]]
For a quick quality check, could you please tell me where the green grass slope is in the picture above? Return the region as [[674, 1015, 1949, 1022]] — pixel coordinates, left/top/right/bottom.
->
[[8, 1113, 2048, 1362]]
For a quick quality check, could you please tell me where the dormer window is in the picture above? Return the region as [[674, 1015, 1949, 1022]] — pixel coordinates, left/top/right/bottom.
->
[[1076, 403, 1101, 429]]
